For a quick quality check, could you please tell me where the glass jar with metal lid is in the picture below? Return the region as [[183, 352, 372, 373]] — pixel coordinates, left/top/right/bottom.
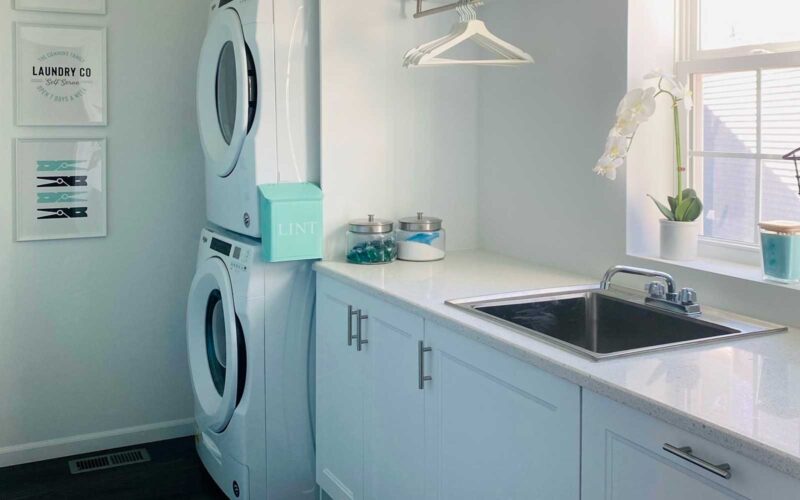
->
[[397, 212, 446, 262], [346, 215, 397, 265]]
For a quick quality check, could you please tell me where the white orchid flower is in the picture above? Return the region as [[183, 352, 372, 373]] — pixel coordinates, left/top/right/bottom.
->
[[644, 68, 679, 91], [595, 70, 694, 191], [646, 69, 694, 110], [614, 111, 642, 136], [605, 134, 629, 159], [593, 155, 624, 181], [616, 87, 657, 124]]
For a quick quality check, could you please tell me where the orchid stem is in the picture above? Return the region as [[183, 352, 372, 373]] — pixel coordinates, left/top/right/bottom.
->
[[673, 100, 683, 205]]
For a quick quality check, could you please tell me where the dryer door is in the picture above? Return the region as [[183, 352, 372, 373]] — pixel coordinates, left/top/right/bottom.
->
[[196, 9, 255, 178], [187, 257, 242, 433]]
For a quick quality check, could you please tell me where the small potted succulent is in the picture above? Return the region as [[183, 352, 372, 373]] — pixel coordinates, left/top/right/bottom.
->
[[593, 70, 702, 261]]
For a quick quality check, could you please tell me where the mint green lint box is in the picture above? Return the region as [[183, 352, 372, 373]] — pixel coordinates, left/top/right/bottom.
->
[[258, 183, 323, 262]]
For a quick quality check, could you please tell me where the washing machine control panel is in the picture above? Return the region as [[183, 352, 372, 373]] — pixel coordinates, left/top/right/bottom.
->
[[209, 237, 233, 257], [201, 230, 255, 271]]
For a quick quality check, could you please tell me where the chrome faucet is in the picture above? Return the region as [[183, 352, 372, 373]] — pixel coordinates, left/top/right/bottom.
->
[[601, 265, 701, 316], [601, 265, 678, 299]]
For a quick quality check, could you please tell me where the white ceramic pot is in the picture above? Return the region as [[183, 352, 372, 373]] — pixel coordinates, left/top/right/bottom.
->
[[660, 219, 700, 261]]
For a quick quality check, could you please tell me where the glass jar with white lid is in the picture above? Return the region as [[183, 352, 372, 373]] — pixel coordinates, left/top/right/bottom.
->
[[397, 212, 446, 262]]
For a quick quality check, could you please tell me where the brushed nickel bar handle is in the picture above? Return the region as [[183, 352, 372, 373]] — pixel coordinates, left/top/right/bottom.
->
[[356, 312, 369, 351], [663, 444, 732, 479], [418, 341, 432, 389], [347, 306, 358, 346]]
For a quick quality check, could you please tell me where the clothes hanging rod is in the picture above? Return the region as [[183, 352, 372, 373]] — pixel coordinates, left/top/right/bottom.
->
[[414, 0, 483, 19]]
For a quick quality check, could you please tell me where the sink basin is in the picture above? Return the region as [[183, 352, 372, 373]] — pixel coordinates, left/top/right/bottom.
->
[[446, 285, 787, 361]]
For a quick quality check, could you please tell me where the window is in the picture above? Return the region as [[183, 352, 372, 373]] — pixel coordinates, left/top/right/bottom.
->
[[678, 0, 800, 251], [697, 0, 800, 54]]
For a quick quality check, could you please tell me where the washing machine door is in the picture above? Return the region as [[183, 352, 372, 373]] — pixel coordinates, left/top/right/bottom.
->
[[197, 8, 255, 178], [187, 257, 241, 433]]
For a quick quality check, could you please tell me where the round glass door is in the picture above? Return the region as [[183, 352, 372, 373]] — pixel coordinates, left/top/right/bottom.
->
[[187, 257, 240, 432], [196, 9, 250, 178], [216, 42, 238, 146], [206, 290, 229, 395]]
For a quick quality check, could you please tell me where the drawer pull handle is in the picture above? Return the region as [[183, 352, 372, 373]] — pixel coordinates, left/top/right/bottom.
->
[[418, 341, 432, 389], [356, 311, 369, 351], [347, 306, 358, 346], [663, 443, 732, 479]]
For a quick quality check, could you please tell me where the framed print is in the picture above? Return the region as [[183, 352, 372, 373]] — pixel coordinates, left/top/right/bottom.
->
[[14, 0, 106, 15], [15, 23, 107, 126], [15, 138, 107, 242]]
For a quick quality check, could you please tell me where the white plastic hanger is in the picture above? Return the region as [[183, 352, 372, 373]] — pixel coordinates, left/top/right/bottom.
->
[[403, 3, 466, 64], [403, 2, 472, 66], [404, 0, 533, 68]]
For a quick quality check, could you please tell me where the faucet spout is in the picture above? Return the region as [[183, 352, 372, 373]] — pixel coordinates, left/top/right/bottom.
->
[[600, 265, 700, 316], [601, 265, 677, 297]]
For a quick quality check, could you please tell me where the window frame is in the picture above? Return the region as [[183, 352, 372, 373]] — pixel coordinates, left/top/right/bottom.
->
[[683, 0, 800, 61], [675, 0, 800, 263]]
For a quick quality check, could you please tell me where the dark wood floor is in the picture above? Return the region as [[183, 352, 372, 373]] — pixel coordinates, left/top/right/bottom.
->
[[0, 437, 227, 499]]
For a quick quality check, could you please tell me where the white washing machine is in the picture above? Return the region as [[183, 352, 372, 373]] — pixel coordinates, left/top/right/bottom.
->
[[197, 0, 318, 238], [187, 228, 316, 499]]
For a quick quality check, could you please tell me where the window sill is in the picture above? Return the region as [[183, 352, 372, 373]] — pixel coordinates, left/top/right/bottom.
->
[[628, 251, 800, 293]]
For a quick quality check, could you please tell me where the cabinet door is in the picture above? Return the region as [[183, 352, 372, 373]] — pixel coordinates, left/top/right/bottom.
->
[[316, 276, 367, 500], [363, 298, 426, 500], [582, 390, 800, 500], [424, 324, 581, 500]]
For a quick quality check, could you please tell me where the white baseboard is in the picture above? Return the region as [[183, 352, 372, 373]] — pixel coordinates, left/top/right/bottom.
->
[[0, 417, 196, 468]]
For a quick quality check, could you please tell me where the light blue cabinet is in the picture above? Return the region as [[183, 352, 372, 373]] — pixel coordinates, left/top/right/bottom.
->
[[316, 276, 426, 500], [582, 390, 799, 500], [424, 323, 581, 500], [316, 275, 581, 500], [318, 275, 800, 500], [363, 299, 426, 500], [315, 276, 368, 500]]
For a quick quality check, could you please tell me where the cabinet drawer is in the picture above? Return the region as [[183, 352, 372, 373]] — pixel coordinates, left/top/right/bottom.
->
[[582, 390, 799, 500]]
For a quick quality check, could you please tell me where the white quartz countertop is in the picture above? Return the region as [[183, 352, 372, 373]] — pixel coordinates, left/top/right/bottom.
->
[[314, 251, 800, 479]]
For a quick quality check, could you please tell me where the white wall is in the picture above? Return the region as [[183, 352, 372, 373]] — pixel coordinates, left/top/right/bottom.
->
[[320, 0, 480, 259], [0, 0, 207, 465]]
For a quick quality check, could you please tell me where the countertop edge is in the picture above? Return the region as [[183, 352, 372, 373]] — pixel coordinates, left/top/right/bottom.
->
[[313, 263, 800, 480]]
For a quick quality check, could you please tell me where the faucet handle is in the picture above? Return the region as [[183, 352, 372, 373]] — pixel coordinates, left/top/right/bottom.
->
[[646, 281, 666, 299], [678, 288, 698, 305]]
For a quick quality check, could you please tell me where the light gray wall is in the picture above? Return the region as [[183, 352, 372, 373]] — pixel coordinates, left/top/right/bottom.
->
[[0, 0, 207, 465], [478, 0, 628, 273]]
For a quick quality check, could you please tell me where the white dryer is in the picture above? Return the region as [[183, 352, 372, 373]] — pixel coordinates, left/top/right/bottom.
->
[[187, 228, 316, 499], [197, 0, 318, 238]]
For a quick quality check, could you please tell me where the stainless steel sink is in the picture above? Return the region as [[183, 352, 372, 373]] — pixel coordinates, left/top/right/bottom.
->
[[446, 285, 787, 361]]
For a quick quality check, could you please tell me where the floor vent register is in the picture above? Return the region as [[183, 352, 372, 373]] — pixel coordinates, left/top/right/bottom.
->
[[68, 448, 151, 474]]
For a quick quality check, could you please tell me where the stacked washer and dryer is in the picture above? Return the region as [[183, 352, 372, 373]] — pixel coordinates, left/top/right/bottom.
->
[[187, 0, 318, 498]]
